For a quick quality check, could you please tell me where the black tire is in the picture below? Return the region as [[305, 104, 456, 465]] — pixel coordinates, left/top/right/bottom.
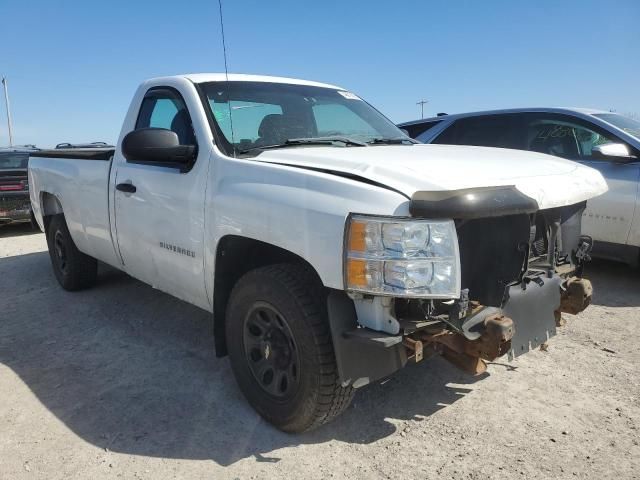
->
[[226, 264, 354, 433], [30, 210, 39, 230], [46, 214, 98, 291]]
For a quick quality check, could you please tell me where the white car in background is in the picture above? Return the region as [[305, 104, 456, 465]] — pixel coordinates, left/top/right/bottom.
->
[[400, 108, 640, 266]]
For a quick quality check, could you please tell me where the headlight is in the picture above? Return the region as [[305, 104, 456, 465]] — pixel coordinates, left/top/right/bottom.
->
[[345, 215, 461, 298]]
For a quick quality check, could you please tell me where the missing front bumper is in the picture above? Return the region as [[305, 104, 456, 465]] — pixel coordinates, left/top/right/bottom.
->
[[502, 275, 563, 356], [327, 273, 592, 386]]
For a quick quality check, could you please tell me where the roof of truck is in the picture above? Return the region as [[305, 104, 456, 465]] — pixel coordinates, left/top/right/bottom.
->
[[171, 73, 343, 90]]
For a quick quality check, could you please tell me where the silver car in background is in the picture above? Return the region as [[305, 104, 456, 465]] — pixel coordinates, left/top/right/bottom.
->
[[400, 108, 640, 266]]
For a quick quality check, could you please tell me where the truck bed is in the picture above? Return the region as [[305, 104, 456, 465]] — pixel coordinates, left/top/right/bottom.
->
[[29, 148, 120, 268], [30, 148, 115, 161]]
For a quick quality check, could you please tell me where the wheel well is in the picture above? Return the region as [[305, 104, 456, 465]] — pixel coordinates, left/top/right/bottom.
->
[[213, 235, 322, 357], [40, 192, 64, 231]]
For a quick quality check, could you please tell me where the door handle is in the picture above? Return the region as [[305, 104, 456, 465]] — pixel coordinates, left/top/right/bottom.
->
[[116, 183, 136, 193]]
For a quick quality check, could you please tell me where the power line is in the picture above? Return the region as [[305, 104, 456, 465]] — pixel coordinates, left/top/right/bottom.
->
[[416, 99, 429, 119], [2, 77, 14, 147]]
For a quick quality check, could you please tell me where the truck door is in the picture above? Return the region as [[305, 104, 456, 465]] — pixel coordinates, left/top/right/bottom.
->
[[112, 87, 210, 310], [523, 113, 640, 246]]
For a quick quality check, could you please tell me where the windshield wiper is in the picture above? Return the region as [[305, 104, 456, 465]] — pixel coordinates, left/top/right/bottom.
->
[[366, 137, 418, 145], [286, 136, 368, 147], [238, 136, 367, 155]]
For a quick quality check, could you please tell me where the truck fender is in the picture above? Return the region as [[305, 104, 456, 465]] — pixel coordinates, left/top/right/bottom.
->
[[40, 192, 64, 229], [212, 235, 323, 357]]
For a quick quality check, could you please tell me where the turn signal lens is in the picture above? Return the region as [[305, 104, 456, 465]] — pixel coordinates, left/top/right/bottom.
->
[[346, 258, 367, 288], [348, 220, 367, 253]]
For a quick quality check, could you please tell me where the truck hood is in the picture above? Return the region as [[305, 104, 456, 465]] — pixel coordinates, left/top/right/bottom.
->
[[255, 144, 608, 210]]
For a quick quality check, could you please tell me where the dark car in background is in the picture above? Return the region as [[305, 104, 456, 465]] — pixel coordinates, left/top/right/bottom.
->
[[0, 145, 39, 226]]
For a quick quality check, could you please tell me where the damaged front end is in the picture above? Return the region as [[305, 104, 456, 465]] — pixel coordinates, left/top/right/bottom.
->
[[329, 187, 594, 387]]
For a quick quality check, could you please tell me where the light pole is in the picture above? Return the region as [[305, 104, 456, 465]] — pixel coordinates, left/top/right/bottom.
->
[[417, 99, 428, 119], [2, 77, 14, 147]]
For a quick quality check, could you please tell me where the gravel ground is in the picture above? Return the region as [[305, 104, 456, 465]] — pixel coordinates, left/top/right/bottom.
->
[[0, 222, 638, 480]]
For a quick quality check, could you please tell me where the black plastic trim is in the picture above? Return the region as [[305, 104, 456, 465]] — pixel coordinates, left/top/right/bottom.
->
[[327, 289, 407, 387], [410, 186, 539, 219], [30, 148, 115, 161]]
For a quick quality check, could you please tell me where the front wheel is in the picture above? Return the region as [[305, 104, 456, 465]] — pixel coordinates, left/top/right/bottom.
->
[[46, 214, 98, 291], [226, 264, 354, 433]]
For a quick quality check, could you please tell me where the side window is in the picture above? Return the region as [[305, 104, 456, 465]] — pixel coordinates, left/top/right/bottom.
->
[[136, 89, 196, 146], [403, 120, 441, 140], [149, 99, 178, 129], [433, 114, 523, 149], [431, 121, 458, 144], [524, 114, 618, 160]]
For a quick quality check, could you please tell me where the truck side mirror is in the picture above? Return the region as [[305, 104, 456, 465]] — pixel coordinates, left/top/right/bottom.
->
[[591, 143, 636, 162], [121, 128, 196, 164]]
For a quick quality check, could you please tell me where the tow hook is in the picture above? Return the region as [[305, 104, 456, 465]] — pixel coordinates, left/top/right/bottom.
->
[[404, 314, 515, 376], [555, 277, 593, 325], [464, 314, 514, 360]]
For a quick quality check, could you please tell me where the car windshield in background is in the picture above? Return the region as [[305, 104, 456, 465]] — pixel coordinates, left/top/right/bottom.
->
[[0, 152, 29, 169], [593, 113, 640, 141], [200, 81, 409, 155]]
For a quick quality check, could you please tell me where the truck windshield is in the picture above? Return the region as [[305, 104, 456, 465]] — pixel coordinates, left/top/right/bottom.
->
[[0, 152, 29, 169], [199, 81, 410, 156], [593, 113, 640, 141]]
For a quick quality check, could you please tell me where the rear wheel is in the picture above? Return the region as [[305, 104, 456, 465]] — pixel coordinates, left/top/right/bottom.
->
[[226, 264, 354, 433], [46, 215, 97, 291]]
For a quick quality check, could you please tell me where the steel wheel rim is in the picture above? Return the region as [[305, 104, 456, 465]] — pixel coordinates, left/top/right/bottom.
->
[[243, 301, 300, 399], [53, 230, 67, 274]]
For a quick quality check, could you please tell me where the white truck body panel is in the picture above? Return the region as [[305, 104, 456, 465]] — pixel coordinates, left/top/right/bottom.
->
[[255, 144, 607, 210], [29, 156, 121, 268], [108, 76, 214, 309], [203, 154, 410, 306]]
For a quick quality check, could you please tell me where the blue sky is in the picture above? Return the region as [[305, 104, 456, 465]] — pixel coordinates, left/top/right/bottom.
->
[[1, 0, 638, 147]]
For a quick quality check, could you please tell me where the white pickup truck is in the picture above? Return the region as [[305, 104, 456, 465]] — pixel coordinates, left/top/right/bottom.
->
[[29, 73, 607, 433]]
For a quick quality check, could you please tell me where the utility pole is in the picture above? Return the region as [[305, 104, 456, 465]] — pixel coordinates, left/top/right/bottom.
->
[[416, 99, 429, 119], [2, 77, 14, 147]]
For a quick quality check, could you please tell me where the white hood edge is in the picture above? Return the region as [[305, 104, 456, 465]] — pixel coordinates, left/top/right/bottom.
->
[[255, 144, 608, 210]]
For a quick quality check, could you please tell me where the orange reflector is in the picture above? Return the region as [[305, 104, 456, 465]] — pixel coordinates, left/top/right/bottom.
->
[[348, 220, 367, 252], [346, 258, 368, 288]]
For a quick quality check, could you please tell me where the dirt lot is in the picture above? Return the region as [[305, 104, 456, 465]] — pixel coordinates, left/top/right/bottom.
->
[[0, 223, 638, 480]]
